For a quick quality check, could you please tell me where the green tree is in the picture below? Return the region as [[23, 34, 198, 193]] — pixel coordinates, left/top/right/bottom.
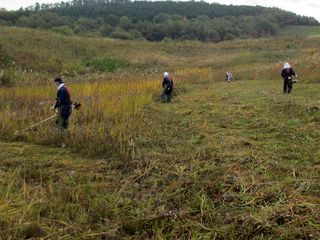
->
[[118, 16, 132, 31], [1, 0, 318, 42], [258, 17, 279, 36], [16, 14, 45, 28], [153, 13, 171, 24], [135, 20, 153, 38], [105, 14, 119, 26], [110, 27, 133, 40], [74, 17, 99, 33], [148, 24, 166, 41], [100, 23, 115, 37], [203, 24, 220, 41]]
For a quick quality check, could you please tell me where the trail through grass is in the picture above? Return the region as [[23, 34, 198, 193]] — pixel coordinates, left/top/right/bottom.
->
[[1, 78, 320, 239]]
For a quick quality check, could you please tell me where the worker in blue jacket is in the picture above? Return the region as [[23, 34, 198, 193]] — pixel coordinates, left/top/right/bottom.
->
[[53, 77, 72, 129]]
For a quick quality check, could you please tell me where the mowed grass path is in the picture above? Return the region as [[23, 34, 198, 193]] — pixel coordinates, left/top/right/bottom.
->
[[1, 79, 320, 239]]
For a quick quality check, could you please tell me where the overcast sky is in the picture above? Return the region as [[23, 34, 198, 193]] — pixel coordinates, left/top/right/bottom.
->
[[1, 0, 319, 21]]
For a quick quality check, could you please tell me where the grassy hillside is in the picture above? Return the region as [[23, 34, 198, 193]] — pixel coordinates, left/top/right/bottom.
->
[[279, 25, 320, 37], [1, 27, 320, 238], [1, 26, 320, 86]]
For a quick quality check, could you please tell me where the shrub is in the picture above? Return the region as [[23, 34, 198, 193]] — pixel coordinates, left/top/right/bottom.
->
[[110, 28, 134, 40], [0, 43, 12, 67], [62, 61, 85, 76], [0, 69, 15, 86], [51, 25, 74, 36], [100, 24, 114, 37]]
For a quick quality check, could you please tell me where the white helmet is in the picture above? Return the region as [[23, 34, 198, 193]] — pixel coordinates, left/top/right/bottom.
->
[[283, 62, 291, 69]]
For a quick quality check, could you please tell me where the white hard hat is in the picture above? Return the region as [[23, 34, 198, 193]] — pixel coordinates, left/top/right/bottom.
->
[[283, 62, 291, 69]]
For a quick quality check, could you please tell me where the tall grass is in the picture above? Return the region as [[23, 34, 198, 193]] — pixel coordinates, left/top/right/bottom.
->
[[1, 26, 320, 157], [0, 74, 161, 157]]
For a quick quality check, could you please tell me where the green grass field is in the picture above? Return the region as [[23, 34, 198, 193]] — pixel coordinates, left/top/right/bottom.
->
[[1, 26, 320, 239], [279, 25, 320, 37]]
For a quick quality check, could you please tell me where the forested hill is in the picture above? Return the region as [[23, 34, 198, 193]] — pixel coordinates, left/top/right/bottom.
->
[[0, 0, 319, 42]]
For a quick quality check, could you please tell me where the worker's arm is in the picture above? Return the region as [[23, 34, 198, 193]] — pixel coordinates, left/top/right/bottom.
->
[[53, 90, 61, 109]]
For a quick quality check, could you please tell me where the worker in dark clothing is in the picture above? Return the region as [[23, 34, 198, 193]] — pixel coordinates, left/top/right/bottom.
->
[[281, 62, 296, 94], [53, 77, 72, 129], [162, 72, 173, 103], [225, 71, 233, 82]]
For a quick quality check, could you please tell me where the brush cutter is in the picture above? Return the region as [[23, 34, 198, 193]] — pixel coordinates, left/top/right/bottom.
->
[[14, 114, 58, 136], [288, 76, 299, 84], [13, 102, 82, 137]]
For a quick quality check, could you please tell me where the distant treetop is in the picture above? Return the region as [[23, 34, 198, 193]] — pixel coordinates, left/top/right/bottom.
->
[[0, 0, 318, 42]]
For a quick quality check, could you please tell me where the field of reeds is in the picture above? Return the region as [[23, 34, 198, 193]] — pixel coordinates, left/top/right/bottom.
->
[[1, 26, 320, 239]]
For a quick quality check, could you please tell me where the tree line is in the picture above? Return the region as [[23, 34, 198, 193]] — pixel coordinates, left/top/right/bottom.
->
[[0, 0, 318, 42]]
